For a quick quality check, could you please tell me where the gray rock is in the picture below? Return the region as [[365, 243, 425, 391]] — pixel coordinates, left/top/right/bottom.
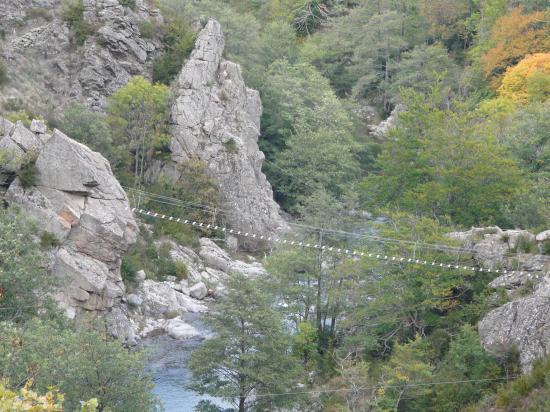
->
[[164, 318, 202, 340], [536, 230, 550, 242], [369, 104, 404, 137], [135, 269, 147, 282], [127, 293, 143, 307], [153, 19, 287, 251], [479, 292, 550, 373], [0, 116, 14, 136], [190, 282, 208, 300], [199, 238, 267, 277], [105, 304, 137, 346], [30, 119, 47, 134], [2, 120, 138, 338], [139, 279, 207, 318]]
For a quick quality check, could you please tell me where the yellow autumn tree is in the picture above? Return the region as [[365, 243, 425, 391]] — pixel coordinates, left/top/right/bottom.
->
[[481, 7, 549, 88], [0, 380, 98, 412], [499, 53, 550, 104]]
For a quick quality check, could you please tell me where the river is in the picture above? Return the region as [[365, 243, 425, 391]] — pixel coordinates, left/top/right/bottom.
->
[[141, 313, 232, 411]]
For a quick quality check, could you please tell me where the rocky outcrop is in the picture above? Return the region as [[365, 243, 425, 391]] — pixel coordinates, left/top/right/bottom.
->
[[0, 0, 164, 112], [479, 274, 550, 372], [153, 19, 286, 251], [450, 226, 550, 372], [369, 104, 403, 137], [126, 236, 267, 339], [0, 116, 138, 343]]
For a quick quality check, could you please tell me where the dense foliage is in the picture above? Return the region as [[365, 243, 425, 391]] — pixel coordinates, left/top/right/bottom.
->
[[0, 208, 158, 411], [1, 0, 548, 410]]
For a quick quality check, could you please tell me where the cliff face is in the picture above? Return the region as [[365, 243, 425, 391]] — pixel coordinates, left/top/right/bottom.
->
[[0, 0, 163, 112], [152, 20, 287, 250], [0, 116, 138, 343], [450, 227, 550, 372]]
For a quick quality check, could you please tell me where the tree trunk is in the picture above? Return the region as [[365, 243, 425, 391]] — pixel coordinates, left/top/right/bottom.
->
[[316, 231, 323, 345]]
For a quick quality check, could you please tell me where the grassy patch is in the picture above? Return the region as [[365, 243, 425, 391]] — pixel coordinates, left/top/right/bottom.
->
[[26, 7, 52, 21]]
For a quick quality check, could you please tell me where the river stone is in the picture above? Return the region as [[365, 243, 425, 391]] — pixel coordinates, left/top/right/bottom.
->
[[164, 318, 202, 340]]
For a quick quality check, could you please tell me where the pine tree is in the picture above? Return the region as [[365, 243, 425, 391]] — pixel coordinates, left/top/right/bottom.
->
[[188, 274, 302, 412]]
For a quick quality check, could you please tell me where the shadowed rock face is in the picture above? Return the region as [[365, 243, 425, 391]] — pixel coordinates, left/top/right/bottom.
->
[[0, 117, 138, 343], [153, 19, 286, 251]]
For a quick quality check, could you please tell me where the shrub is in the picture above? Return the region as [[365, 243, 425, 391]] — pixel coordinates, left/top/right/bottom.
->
[[0, 320, 157, 411], [40, 231, 60, 249], [17, 151, 39, 188], [223, 138, 238, 153], [2, 98, 24, 111], [517, 278, 536, 297], [60, 104, 113, 157], [542, 241, 550, 255], [152, 15, 195, 85], [61, 0, 94, 46], [119, 0, 136, 9], [495, 357, 550, 409], [175, 260, 188, 280], [138, 21, 155, 39], [121, 255, 137, 285], [516, 235, 538, 254]]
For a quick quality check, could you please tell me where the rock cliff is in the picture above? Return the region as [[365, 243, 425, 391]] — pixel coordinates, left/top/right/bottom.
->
[[0, 116, 138, 342], [152, 20, 286, 251], [450, 227, 550, 372], [0, 117, 269, 342], [0, 0, 163, 112]]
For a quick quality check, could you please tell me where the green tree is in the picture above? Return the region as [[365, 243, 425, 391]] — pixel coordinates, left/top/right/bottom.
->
[[188, 274, 301, 412], [0, 207, 57, 323], [266, 191, 360, 359], [0, 320, 157, 411], [376, 336, 434, 411], [431, 325, 503, 411], [362, 88, 525, 226], [259, 60, 359, 209], [107, 76, 169, 186], [389, 44, 458, 104], [352, 9, 409, 112], [61, 104, 114, 158], [152, 13, 196, 85]]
